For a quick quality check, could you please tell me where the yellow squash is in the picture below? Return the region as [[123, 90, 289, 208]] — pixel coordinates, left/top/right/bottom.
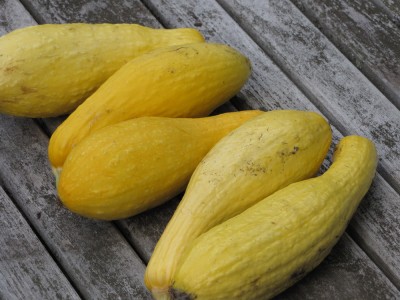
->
[[48, 42, 251, 169], [0, 23, 204, 117], [145, 110, 332, 298], [171, 136, 377, 299], [57, 111, 262, 220]]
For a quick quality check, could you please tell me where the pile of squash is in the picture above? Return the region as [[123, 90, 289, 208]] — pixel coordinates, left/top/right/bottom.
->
[[0, 24, 377, 299]]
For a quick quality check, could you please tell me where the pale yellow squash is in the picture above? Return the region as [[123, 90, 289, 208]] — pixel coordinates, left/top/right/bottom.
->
[[172, 136, 377, 300], [145, 110, 332, 298], [0, 23, 204, 117], [48, 42, 251, 169], [57, 111, 262, 220]]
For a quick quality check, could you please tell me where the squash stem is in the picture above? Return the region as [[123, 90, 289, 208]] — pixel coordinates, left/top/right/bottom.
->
[[51, 166, 62, 188]]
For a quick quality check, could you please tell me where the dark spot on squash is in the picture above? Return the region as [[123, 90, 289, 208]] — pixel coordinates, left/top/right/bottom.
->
[[3, 65, 18, 73], [290, 268, 306, 281], [249, 276, 261, 287], [1, 98, 17, 104], [291, 146, 299, 154], [20, 86, 37, 94]]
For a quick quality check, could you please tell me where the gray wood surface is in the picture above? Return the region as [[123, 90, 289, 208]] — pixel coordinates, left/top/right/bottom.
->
[[218, 0, 400, 196], [372, 0, 400, 26], [0, 187, 80, 300], [18, 0, 160, 27], [291, 0, 400, 109], [0, 0, 36, 35], [349, 173, 400, 288], [1, 0, 400, 298]]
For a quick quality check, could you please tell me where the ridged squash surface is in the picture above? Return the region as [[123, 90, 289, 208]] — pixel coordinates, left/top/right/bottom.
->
[[57, 111, 262, 220], [48, 42, 251, 168], [145, 110, 332, 298], [172, 136, 377, 300], [0, 23, 204, 117]]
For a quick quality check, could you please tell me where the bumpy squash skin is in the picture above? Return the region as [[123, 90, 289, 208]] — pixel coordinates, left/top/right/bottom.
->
[[48, 42, 251, 168], [0, 23, 204, 117], [171, 136, 377, 300], [57, 111, 262, 220], [145, 110, 332, 298]]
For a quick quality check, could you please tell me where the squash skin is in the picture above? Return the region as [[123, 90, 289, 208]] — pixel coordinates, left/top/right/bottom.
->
[[171, 136, 377, 300], [57, 111, 262, 220], [0, 23, 204, 117], [145, 110, 332, 298], [48, 42, 251, 168]]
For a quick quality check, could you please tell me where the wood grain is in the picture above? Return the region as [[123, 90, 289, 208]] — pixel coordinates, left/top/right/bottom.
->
[[0, 0, 36, 35], [371, 0, 400, 26], [291, 0, 400, 109], [18, 0, 161, 27], [0, 187, 80, 300]]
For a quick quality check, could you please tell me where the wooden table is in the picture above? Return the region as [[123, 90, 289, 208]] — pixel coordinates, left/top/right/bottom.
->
[[1, 0, 400, 299]]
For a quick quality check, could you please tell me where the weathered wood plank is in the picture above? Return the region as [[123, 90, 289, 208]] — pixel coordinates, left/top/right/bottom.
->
[[0, 187, 80, 300], [0, 115, 151, 299], [18, 0, 161, 27], [218, 0, 400, 197], [0, 0, 36, 35], [117, 197, 179, 263], [348, 174, 400, 289], [291, 0, 400, 109], [371, 0, 400, 26]]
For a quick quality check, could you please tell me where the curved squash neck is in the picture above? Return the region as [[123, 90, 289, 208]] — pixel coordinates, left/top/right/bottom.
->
[[322, 136, 377, 190]]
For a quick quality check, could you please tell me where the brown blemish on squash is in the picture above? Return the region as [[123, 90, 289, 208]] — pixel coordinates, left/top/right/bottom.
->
[[1, 98, 17, 104], [20, 86, 37, 94], [291, 146, 299, 154], [290, 268, 306, 281], [239, 160, 267, 176], [3, 65, 18, 73]]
